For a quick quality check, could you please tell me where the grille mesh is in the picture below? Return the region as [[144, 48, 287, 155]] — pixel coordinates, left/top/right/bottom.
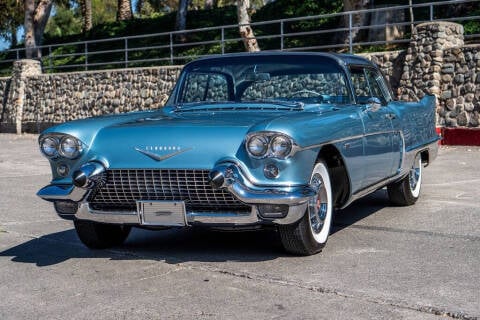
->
[[88, 169, 251, 213]]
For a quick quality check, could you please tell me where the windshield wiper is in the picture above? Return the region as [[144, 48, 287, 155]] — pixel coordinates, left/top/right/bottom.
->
[[242, 99, 304, 110], [174, 101, 234, 110]]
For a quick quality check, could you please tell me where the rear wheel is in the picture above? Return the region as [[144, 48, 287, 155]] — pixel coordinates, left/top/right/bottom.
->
[[74, 220, 131, 249], [279, 161, 333, 255], [387, 154, 423, 206]]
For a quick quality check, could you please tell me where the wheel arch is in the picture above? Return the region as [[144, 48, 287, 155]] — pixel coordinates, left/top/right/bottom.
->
[[316, 144, 351, 209]]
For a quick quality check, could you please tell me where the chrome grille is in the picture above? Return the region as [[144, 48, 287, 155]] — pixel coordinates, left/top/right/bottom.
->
[[88, 169, 251, 213]]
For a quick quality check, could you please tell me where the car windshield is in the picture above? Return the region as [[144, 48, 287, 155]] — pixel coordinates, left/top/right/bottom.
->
[[174, 55, 352, 108]]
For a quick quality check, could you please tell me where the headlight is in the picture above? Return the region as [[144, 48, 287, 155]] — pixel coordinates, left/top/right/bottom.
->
[[246, 132, 295, 159], [59, 136, 82, 159], [40, 136, 59, 157], [270, 135, 292, 158], [247, 135, 269, 157], [39, 134, 83, 159]]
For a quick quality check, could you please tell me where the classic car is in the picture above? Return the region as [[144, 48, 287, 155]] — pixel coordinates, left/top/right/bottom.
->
[[37, 52, 439, 255]]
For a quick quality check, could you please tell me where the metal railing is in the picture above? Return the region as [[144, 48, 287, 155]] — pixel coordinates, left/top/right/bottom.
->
[[0, 0, 478, 73]]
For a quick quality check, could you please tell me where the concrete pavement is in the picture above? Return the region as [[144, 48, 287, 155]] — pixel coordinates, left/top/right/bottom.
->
[[0, 134, 478, 319]]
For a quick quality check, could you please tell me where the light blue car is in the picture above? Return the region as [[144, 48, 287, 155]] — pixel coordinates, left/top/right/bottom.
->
[[37, 52, 439, 255]]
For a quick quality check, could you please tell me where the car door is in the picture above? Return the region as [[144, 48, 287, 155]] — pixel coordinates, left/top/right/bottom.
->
[[350, 67, 397, 188]]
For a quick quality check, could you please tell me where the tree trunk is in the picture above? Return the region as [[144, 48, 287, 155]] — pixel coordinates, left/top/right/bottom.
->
[[237, 0, 260, 52], [409, 0, 414, 34], [136, 0, 144, 13], [81, 0, 93, 33], [175, 0, 188, 42], [205, 0, 213, 9], [10, 25, 18, 48], [24, 0, 53, 59], [117, 0, 133, 21], [339, 0, 371, 48]]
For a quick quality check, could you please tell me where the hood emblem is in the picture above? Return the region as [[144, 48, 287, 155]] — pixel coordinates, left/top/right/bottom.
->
[[135, 147, 192, 162]]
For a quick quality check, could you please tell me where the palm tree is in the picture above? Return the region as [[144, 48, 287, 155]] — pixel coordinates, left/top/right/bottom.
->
[[237, 0, 260, 52], [80, 0, 93, 33], [117, 0, 133, 21], [175, 0, 188, 42]]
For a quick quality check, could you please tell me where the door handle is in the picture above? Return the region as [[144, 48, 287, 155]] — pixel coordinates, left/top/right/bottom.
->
[[385, 113, 396, 120]]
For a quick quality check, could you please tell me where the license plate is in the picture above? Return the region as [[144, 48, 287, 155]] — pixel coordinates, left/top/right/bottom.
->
[[137, 201, 187, 226]]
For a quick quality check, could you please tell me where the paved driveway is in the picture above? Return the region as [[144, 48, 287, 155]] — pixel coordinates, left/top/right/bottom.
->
[[0, 134, 478, 319]]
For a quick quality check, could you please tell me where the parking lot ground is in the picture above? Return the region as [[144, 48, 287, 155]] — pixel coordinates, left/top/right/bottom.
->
[[0, 134, 479, 320]]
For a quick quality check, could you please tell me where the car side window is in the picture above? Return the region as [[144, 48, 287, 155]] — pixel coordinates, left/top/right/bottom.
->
[[365, 69, 392, 104], [181, 73, 229, 103], [350, 67, 389, 105]]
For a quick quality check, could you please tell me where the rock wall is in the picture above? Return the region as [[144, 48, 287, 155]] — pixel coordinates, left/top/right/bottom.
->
[[365, 22, 479, 128], [0, 21, 479, 133], [1, 65, 182, 133], [437, 46, 480, 127], [0, 77, 9, 120]]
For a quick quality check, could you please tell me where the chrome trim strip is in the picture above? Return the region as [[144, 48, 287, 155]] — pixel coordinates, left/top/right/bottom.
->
[[75, 203, 140, 224], [37, 184, 88, 202], [299, 131, 398, 151], [187, 210, 260, 225], [134, 147, 192, 162]]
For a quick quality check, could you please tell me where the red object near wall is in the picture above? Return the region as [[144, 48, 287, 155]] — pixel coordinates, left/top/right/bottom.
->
[[436, 127, 480, 146]]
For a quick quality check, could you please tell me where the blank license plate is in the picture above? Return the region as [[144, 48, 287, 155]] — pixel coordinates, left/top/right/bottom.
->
[[137, 201, 187, 226]]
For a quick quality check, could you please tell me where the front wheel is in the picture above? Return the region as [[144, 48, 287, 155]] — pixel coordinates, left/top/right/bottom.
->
[[74, 220, 131, 249], [278, 161, 333, 255], [387, 153, 423, 206]]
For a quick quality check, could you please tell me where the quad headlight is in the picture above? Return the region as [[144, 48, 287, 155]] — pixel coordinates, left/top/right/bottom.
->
[[59, 136, 82, 159], [40, 136, 59, 157], [247, 135, 269, 157], [40, 134, 83, 159], [246, 132, 295, 159]]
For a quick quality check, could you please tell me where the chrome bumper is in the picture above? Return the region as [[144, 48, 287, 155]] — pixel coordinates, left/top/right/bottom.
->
[[38, 162, 315, 226], [73, 202, 307, 226]]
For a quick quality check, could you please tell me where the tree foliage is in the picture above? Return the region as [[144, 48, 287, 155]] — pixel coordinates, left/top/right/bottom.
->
[[0, 0, 24, 47], [45, 4, 82, 38]]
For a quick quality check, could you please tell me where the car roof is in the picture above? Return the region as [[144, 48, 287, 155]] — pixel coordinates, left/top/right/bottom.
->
[[186, 51, 374, 68]]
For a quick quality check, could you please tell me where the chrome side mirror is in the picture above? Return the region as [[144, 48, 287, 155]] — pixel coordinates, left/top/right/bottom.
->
[[366, 97, 382, 112]]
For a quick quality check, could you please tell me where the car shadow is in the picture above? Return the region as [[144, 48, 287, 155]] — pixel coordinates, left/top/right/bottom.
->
[[332, 189, 390, 234], [0, 227, 287, 267], [1, 190, 390, 267]]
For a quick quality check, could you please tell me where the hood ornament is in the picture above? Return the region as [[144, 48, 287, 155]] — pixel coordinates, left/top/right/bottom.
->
[[135, 147, 192, 162]]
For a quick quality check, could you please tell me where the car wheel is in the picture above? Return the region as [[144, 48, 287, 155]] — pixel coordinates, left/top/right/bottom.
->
[[278, 160, 333, 255], [387, 153, 422, 206], [73, 220, 131, 249]]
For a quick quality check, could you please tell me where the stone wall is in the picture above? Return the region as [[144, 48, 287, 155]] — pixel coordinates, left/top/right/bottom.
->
[[365, 22, 480, 128], [0, 21, 479, 133], [1, 64, 182, 133], [0, 77, 9, 123], [437, 46, 480, 127]]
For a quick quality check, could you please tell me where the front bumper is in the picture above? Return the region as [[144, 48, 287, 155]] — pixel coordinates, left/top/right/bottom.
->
[[37, 162, 315, 226]]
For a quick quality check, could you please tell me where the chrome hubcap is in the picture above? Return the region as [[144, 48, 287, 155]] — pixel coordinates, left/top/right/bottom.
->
[[308, 173, 328, 234], [409, 156, 421, 191]]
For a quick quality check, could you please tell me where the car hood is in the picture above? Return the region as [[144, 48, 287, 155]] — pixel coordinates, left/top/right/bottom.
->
[[81, 110, 289, 169]]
